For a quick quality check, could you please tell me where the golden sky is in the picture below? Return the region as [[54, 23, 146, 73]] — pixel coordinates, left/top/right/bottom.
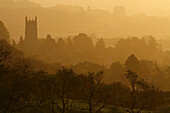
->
[[29, 0, 170, 16]]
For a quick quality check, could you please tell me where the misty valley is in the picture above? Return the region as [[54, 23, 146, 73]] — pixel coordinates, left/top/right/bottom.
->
[[0, 0, 170, 113]]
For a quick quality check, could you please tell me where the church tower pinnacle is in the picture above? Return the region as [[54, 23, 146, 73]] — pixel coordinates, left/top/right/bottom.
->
[[25, 16, 38, 42]]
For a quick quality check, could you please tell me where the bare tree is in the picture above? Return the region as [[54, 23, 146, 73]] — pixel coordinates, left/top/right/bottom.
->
[[0, 58, 36, 113], [80, 71, 111, 113], [125, 70, 159, 113], [39, 67, 76, 113]]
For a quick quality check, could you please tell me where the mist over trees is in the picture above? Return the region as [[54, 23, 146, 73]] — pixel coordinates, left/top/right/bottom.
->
[[0, 37, 170, 113], [15, 34, 166, 66], [0, 1, 170, 112], [1, 19, 170, 91], [10, 28, 169, 92]]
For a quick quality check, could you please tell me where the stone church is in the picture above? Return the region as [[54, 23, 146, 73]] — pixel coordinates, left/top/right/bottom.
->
[[24, 16, 38, 43]]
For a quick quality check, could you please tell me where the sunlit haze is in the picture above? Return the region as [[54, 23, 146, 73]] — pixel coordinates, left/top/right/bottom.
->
[[1, 0, 170, 112], [29, 0, 170, 16]]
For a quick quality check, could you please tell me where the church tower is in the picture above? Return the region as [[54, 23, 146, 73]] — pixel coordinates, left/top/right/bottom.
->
[[25, 16, 38, 42]]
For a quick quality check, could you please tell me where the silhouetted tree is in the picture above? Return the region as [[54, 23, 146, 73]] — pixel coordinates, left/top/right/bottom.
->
[[124, 70, 159, 113], [80, 71, 111, 113], [55, 67, 76, 113], [39, 67, 77, 113], [73, 33, 94, 51], [95, 38, 105, 50], [0, 40, 15, 72], [108, 62, 125, 82], [0, 58, 36, 113], [125, 54, 140, 72], [0, 21, 10, 42]]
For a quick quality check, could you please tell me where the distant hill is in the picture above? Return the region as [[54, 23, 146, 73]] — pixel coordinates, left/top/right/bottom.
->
[[1, 0, 170, 41]]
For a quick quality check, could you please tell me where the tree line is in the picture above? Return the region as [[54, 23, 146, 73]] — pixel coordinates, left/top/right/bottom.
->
[[1, 20, 170, 113], [0, 39, 170, 113]]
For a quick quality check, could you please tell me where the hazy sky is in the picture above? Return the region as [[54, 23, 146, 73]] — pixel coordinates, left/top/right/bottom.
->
[[28, 0, 170, 16]]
